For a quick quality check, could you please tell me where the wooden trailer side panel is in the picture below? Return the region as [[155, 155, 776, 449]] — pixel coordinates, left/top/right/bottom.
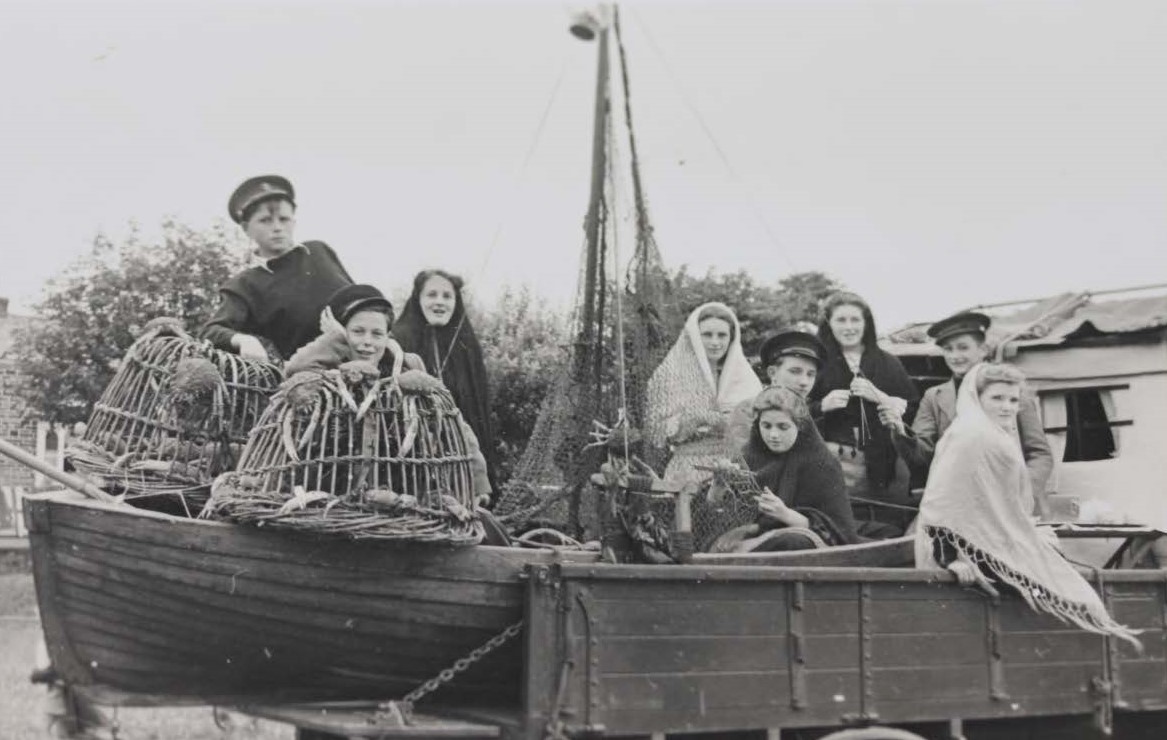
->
[[539, 565, 1167, 736]]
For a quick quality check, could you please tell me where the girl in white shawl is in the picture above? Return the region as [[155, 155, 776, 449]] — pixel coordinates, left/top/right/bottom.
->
[[917, 363, 1139, 646], [645, 302, 763, 487]]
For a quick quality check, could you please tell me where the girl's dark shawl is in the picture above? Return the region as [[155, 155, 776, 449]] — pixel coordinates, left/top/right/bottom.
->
[[742, 419, 861, 545], [809, 315, 919, 488], [393, 288, 497, 478]]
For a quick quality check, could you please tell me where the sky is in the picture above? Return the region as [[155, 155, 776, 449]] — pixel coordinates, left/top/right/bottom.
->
[[2, 0, 1165, 331]]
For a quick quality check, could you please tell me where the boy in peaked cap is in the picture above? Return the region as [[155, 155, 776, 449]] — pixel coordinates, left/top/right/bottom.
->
[[284, 285, 491, 502], [725, 328, 827, 452], [880, 310, 1054, 516], [200, 175, 354, 361]]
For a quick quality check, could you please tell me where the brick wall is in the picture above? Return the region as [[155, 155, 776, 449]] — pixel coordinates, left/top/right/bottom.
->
[[0, 358, 37, 486]]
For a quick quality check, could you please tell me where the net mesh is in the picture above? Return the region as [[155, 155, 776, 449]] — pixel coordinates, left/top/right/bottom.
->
[[494, 17, 681, 535]]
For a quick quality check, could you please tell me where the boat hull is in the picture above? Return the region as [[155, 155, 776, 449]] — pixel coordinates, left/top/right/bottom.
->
[[25, 491, 591, 706], [24, 491, 914, 707]]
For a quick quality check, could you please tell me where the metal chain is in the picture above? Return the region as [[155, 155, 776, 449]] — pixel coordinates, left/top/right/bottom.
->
[[379, 620, 524, 723]]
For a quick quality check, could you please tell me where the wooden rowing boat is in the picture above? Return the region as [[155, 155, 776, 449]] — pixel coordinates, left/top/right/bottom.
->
[[24, 490, 915, 708]]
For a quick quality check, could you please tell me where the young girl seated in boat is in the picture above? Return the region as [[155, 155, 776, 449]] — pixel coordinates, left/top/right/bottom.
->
[[710, 387, 861, 552], [916, 363, 1137, 645], [285, 284, 492, 502]]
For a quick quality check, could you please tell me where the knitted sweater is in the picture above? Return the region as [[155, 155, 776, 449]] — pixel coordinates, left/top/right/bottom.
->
[[201, 241, 353, 360]]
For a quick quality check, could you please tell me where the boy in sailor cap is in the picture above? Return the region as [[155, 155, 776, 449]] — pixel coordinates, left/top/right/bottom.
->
[[201, 175, 353, 361], [725, 328, 827, 452], [880, 310, 1054, 516]]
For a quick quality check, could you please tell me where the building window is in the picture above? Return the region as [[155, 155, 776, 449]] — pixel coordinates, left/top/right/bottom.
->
[[1040, 385, 1131, 462]]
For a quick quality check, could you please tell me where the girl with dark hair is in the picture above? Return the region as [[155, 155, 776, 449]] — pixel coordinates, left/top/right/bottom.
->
[[392, 270, 497, 486], [809, 292, 919, 505], [739, 387, 861, 547]]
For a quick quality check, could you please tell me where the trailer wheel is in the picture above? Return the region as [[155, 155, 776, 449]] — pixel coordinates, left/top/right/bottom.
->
[[819, 728, 930, 740]]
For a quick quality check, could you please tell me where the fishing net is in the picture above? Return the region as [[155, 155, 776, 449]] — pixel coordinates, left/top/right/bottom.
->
[[493, 16, 681, 536], [66, 319, 282, 515], [204, 365, 483, 544]]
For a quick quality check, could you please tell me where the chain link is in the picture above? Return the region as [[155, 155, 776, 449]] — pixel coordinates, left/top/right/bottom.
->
[[377, 620, 524, 724]]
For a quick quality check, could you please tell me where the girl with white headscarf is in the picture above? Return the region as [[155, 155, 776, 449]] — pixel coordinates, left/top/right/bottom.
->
[[645, 302, 763, 487], [916, 363, 1139, 646]]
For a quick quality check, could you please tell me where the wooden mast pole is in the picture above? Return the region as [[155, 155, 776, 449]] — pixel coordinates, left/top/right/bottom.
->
[[576, 6, 611, 376]]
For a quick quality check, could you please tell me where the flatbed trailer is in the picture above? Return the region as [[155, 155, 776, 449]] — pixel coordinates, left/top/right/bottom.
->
[[227, 560, 1165, 740]]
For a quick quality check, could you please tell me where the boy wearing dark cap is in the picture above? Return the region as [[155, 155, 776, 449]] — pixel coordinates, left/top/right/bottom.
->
[[284, 285, 490, 503], [200, 175, 353, 361], [880, 311, 1054, 516], [285, 284, 421, 376], [725, 329, 827, 452]]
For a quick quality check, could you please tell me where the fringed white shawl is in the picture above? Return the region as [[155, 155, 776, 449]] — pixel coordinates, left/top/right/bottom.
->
[[645, 302, 763, 485], [916, 364, 1140, 647]]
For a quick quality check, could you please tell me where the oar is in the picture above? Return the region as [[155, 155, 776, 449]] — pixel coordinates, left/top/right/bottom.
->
[[0, 438, 121, 504]]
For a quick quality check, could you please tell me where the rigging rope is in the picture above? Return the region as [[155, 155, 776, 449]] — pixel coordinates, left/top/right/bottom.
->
[[471, 54, 571, 280], [433, 53, 570, 390], [626, 5, 798, 271], [605, 34, 632, 469]]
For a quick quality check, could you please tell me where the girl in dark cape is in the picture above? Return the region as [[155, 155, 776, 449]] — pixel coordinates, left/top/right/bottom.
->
[[392, 270, 497, 488], [739, 387, 861, 547], [809, 291, 919, 500]]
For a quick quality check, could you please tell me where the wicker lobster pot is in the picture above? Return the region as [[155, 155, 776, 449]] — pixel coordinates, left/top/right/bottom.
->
[[206, 364, 484, 545], [67, 326, 282, 515]]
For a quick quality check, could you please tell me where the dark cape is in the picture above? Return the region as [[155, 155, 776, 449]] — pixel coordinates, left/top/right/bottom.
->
[[809, 347, 919, 489], [392, 293, 497, 485], [742, 418, 861, 545]]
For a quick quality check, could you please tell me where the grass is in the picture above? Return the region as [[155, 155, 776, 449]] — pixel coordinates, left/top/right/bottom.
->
[[0, 569, 292, 739]]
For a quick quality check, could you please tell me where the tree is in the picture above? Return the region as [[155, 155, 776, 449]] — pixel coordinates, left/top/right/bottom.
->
[[671, 267, 844, 358], [477, 286, 567, 485], [17, 219, 251, 424]]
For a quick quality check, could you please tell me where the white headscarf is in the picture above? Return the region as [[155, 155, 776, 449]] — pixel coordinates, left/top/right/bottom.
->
[[916, 363, 1139, 646], [645, 302, 763, 451]]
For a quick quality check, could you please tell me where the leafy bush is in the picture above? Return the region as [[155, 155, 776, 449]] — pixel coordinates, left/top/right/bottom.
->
[[671, 267, 843, 359], [16, 219, 250, 424], [477, 286, 567, 485]]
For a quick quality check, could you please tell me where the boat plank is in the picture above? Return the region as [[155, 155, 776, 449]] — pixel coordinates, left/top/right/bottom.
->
[[53, 545, 516, 630], [51, 520, 521, 607], [56, 565, 509, 655], [58, 589, 518, 699], [56, 585, 491, 670], [50, 501, 580, 583]]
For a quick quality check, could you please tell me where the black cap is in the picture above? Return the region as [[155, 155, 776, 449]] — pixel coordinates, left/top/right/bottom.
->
[[228, 175, 295, 224], [328, 284, 393, 326], [927, 311, 991, 344], [759, 329, 826, 368]]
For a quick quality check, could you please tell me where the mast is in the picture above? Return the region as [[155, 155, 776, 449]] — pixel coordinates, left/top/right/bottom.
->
[[574, 5, 611, 377]]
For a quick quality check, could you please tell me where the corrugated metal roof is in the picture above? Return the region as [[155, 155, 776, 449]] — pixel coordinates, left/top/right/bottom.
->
[[884, 290, 1167, 357]]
